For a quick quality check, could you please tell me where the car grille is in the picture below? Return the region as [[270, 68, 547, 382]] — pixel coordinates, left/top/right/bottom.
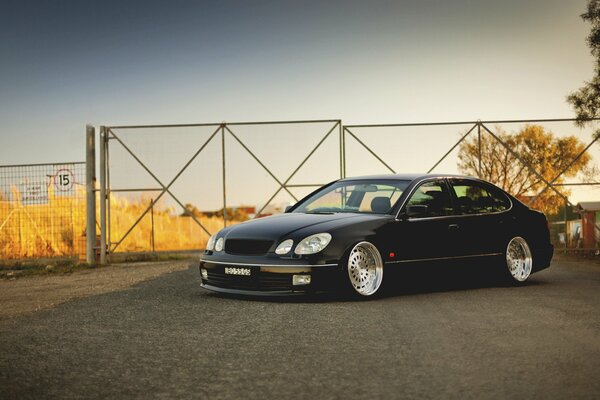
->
[[205, 267, 292, 292], [224, 239, 274, 255]]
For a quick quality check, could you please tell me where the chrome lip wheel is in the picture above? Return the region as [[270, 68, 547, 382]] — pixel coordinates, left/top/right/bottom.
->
[[506, 236, 533, 282], [347, 242, 383, 296]]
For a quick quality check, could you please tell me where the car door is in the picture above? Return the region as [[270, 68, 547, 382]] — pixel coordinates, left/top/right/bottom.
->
[[447, 178, 512, 256], [389, 178, 462, 261]]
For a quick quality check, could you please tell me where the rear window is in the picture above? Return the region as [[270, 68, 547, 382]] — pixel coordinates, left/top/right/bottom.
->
[[450, 179, 511, 214]]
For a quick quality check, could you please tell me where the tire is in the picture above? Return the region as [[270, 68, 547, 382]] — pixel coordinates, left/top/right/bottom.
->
[[505, 236, 533, 282], [345, 241, 384, 296]]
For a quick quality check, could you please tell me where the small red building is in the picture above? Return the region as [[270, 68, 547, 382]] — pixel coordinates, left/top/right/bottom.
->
[[575, 202, 600, 249]]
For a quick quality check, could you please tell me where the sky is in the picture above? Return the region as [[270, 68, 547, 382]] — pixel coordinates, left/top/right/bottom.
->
[[0, 0, 594, 161], [0, 0, 597, 210]]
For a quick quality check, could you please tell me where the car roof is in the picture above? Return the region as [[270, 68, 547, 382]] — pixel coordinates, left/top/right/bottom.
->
[[338, 173, 476, 182]]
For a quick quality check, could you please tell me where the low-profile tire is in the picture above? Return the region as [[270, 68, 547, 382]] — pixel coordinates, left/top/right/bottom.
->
[[505, 236, 533, 283], [345, 241, 384, 297]]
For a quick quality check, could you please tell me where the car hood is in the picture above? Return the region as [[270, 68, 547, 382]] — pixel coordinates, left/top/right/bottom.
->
[[222, 212, 387, 240]]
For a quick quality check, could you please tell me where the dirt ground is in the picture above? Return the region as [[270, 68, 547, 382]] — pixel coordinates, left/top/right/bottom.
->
[[0, 260, 193, 320]]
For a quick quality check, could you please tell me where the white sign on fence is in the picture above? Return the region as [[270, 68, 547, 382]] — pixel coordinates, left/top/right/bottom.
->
[[20, 182, 49, 205]]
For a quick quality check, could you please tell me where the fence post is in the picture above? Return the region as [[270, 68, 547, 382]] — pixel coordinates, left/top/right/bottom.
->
[[150, 198, 155, 252], [99, 126, 107, 264], [221, 124, 227, 227], [85, 125, 96, 264], [339, 121, 344, 179], [477, 121, 482, 178], [564, 198, 568, 249], [342, 124, 346, 178]]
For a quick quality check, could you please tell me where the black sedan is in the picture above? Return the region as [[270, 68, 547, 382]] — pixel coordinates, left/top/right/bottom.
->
[[199, 174, 553, 296]]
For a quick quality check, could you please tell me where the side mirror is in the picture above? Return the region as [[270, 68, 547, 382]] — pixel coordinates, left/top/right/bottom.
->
[[284, 205, 293, 212], [406, 204, 428, 218]]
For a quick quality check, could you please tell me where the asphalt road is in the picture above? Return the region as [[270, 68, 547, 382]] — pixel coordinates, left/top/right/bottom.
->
[[1, 257, 599, 399]]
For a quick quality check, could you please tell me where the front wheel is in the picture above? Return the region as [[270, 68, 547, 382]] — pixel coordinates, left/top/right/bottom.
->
[[505, 236, 533, 282], [346, 241, 384, 296]]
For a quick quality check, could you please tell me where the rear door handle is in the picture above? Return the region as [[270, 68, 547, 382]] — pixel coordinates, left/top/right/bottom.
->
[[448, 224, 460, 230]]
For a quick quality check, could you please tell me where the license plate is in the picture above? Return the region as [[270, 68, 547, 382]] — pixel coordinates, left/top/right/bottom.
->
[[224, 267, 251, 276]]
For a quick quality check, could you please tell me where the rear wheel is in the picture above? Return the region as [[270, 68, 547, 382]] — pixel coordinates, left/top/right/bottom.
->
[[346, 241, 384, 296], [505, 236, 533, 282]]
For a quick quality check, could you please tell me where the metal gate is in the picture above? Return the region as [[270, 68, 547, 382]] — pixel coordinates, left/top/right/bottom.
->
[[88, 117, 600, 262], [96, 120, 342, 262], [343, 118, 600, 247]]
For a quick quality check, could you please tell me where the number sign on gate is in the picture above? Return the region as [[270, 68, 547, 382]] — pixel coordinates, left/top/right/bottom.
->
[[54, 168, 75, 192]]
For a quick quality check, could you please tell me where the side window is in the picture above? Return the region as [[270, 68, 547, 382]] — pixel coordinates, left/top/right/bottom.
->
[[450, 180, 510, 214], [358, 185, 404, 213], [484, 185, 511, 212], [405, 180, 453, 217]]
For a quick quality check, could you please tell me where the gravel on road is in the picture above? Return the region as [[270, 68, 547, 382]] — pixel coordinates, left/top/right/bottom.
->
[[0, 260, 191, 320]]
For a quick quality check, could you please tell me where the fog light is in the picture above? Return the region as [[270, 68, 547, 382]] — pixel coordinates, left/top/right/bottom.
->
[[292, 274, 311, 286], [200, 268, 208, 279]]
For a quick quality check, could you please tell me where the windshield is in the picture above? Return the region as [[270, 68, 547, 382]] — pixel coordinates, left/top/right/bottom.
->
[[292, 179, 410, 214]]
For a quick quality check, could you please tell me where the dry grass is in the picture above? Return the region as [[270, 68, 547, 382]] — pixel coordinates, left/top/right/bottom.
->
[[0, 186, 86, 259], [108, 194, 228, 253], [0, 187, 237, 259]]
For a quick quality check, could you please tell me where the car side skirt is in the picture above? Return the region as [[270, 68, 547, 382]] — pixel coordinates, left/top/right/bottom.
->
[[384, 253, 503, 264]]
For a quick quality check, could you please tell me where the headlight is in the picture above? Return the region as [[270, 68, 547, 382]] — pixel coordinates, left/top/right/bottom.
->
[[215, 237, 224, 252], [294, 233, 332, 255], [275, 239, 294, 255], [206, 235, 215, 251]]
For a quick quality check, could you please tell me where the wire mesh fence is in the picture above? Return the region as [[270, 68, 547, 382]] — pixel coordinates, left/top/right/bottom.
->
[[0, 162, 87, 260]]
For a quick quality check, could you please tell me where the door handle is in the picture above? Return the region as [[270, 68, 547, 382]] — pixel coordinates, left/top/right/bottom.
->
[[448, 224, 460, 230]]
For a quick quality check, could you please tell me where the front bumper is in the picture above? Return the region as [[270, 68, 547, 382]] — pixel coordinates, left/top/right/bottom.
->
[[198, 259, 341, 296]]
